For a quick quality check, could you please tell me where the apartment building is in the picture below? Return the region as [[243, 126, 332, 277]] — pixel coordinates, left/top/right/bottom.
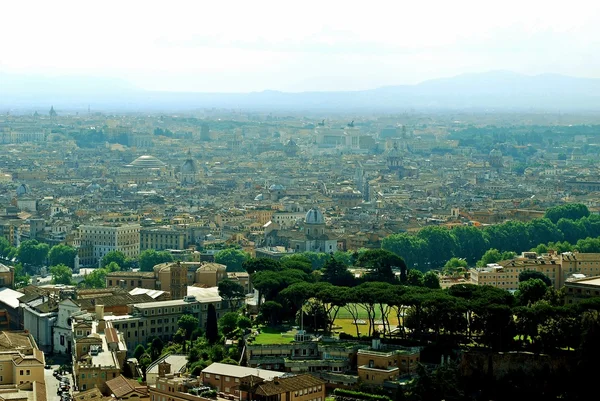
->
[[105, 288, 228, 353], [149, 371, 206, 401], [356, 339, 420, 385], [105, 262, 230, 296], [140, 227, 186, 251], [0, 331, 45, 386], [469, 251, 600, 291], [564, 276, 600, 304], [239, 374, 326, 401], [201, 363, 279, 396], [78, 223, 141, 266], [72, 311, 127, 393]]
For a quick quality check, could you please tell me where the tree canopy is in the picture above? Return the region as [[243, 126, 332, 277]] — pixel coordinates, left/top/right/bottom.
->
[[48, 244, 77, 269], [101, 250, 127, 269], [50, 264, 72, 285], [519, 270, 552, 287], [139, 249, 173, 271], [214, 248, 250, 272], [18, 240, 49, 266]]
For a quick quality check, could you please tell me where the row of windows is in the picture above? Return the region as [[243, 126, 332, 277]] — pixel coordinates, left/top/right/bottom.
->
[[295, 387, 323, 396]]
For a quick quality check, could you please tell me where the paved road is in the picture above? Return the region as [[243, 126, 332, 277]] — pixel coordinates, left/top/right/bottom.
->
[[44, 365, 72, 401]]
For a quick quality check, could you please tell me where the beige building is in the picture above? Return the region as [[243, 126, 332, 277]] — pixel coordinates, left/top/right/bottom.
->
[[140, 227, 186, 251], [564, 276, 600, 304], [105, 262, 231, 297], [469, 251, 600, 291], [73, 307, 127, 393], [105, 288, 228, 353], [356, 342, 420, 385], [0, 331, 45, 386], [150, 372, 205, 401], [201, 363, 279, 396], [0, 264, 14, 288], [79, 223, 141, 266]]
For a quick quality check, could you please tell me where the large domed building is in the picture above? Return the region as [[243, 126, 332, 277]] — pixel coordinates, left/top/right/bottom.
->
[[129, 155, 166, 169], [289, 207, 338, 253], [180, 150, 198, 185]]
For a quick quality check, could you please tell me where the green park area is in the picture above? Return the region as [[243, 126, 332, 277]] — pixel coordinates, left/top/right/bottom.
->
[[252, 327, 296, 345]]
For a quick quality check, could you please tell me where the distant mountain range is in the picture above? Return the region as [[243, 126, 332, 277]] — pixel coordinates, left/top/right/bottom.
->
[[2, 70, 600, 112]]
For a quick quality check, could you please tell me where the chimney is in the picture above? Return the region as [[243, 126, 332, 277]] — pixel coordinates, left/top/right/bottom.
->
[[97, 319, 106, 334], [95, 304, 105, 320]]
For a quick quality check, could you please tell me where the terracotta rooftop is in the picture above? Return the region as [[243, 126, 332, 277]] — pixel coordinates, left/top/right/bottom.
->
[[105, 375, 148, 398], [253, 374, 324, 397], [0, 331, 36, 352]]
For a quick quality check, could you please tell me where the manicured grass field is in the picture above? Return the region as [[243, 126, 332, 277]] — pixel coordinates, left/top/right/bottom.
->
[[333, 316, 402, 337], [252, 327, 296, 345], [335, 303, 400, 320]]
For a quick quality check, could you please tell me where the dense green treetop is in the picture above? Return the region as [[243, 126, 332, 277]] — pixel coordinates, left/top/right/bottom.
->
[[545, 203, 590, 224], [139, 249, 173, 271], [48, 244, 77, 269], [214, 248, 250, 272], [50, 264, 72, 285]]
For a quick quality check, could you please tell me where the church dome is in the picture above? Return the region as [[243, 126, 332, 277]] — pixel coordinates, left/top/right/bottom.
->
[[305, 208, 325, 224], [16, 184, 30, 196], [130, 155, 165, 169], [86, 183, 101, 193], [181, 158, 197, 173]]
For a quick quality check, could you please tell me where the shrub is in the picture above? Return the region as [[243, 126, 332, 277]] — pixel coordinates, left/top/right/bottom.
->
[[200, 390, 217, 399], [333, 389, 390, 401]]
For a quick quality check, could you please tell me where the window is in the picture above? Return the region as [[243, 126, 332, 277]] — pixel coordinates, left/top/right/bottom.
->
[[20, 370, 23, 375], [205, 374, 210, 378], [215, 375, 220, 379], [225, 377, 230, 382], [26, 370, 30, 375], [234, 378, 239, 383]]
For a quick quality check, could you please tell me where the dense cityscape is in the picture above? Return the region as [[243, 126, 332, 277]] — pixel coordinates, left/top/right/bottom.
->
[[0, 108, 600, 401], [2, 1, 600, 400]]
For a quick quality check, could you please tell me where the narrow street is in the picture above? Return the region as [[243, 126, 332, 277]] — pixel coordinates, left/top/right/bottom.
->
[[44, 365, 73, 401]]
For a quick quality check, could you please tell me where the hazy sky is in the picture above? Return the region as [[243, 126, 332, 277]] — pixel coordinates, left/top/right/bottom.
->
[[1, 0, 599, 92]]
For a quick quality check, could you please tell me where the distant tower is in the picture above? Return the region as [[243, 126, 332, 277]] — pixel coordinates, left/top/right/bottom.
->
[[200, 123, 211, 141], [229, 131, 242, 153], [49, 106, 57, 118], [489, 149, 503, 169], [363, 179, 371, 202], [170, 262, 188, 300]]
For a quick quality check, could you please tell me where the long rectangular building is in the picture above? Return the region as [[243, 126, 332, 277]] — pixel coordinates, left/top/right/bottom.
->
[[103, 287, 228, 353], [78, 223, 141, 266]]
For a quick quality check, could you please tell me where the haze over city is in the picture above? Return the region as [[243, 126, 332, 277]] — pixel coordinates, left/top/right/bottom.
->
[[1, 0, 599, 93]]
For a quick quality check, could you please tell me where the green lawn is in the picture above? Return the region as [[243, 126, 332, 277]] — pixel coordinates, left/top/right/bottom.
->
[[335, 303, 400, 320], [252, 327, 296, 345]]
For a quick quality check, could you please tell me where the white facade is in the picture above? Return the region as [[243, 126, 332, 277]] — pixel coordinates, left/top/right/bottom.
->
[[53, 299, 81, 355], [22, 303, 56, 353], [79, 223, 141, 263]]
